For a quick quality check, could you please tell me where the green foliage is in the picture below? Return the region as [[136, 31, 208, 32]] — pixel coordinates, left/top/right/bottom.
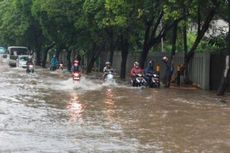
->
[[0, 0, 227, 64]]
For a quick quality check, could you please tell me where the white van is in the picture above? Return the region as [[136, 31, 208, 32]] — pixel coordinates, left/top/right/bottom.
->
[[8, 46, 29, 67]]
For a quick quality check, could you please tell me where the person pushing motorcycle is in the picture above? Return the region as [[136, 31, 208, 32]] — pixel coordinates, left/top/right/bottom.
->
[[144, 60, 155, 84]]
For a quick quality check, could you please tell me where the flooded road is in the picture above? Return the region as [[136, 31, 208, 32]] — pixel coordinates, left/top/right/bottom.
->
[[0, 62, 230, 153]]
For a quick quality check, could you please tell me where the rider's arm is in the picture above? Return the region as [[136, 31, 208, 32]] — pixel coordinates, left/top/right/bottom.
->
[[103, 67, 106, 73], [130, 68, 136, 76]]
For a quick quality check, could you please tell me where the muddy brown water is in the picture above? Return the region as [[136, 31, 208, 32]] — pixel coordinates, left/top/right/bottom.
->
[[0, 63, 230, 153]]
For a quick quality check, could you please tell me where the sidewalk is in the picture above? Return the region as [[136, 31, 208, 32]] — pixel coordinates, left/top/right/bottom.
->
[[169, 82, 200, 90]]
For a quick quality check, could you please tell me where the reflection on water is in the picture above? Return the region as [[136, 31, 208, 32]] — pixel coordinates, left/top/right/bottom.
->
[[66, 93, 85, 123], [104, 88, 116, 123]]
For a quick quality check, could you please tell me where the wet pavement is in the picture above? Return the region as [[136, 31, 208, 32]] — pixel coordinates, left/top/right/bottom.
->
[[0, 61, 230, 153]]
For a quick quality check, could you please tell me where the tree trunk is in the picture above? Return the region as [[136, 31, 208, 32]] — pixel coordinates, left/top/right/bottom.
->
[[42, 42, 55, 68], [139, 21, 152, 68], [109, 30, 114, 64], [86, 56, 96, 74], [67, 49, 72, 72], [109, 49, 114, 65], [217, 0, 230, 96], [170, 22, 178, 59], [120, 36, 129, 79], [197, 0, 201, 35], [139, 43, 150, 68], [168, 22, 178, 87], [55, 47, 62, 61], [31, 23, 43, 66], [86, 54, 98, 74], [36, 39, 43, 66], [86, 47, 103, 74], [183, 7, 189, 83], [35, 49, 41, 66], [42, 49, 49, 68]]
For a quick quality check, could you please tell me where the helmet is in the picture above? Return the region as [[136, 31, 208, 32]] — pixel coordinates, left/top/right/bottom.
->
[[148, 60, 153, 67], [134, 61, 139, 67], [162, 56, 168, 62], [74, 60, 79, 64], [105, 61, 111, 65]]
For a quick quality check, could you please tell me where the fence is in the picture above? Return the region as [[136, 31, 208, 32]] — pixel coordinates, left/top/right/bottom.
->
[[110, 52, 211, 90], [57, 49, 228, 91]]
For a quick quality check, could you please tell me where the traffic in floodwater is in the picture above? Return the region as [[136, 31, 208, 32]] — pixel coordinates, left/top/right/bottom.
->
[[0, 61, 230, 153]]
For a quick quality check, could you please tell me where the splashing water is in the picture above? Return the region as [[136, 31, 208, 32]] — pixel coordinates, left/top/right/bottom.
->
[[48, 76, 103, 92]]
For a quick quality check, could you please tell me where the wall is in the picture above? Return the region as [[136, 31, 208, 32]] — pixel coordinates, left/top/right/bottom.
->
[[110, 52, 211, 90]]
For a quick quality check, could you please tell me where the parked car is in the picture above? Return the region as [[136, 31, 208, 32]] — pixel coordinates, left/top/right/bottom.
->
[[16, 55, 29, 68], [0, 47, 7, 59]]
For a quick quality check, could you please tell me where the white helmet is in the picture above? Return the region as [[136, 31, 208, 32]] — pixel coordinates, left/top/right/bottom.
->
[[134, 61, 139, 67], [105, 61, 111, 65], [162, 56, 168, 61]]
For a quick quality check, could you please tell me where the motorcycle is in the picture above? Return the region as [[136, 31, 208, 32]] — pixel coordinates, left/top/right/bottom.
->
[[59, 63, 64, 70], [50, 64, 58, 71], [145, 73, 160, 88], [104, 71, 115, 83], [131, 73, 147, 87], [26, 64, 34, 73], [72, 71, 81, 82]]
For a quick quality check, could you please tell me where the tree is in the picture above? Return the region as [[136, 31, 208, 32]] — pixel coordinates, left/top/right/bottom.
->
[[217, 0, 230, 96], [0, 0, 44, 65], [137, 0, 185, 68], [183, 0, 221, 82], [32, 0, 81, 67]]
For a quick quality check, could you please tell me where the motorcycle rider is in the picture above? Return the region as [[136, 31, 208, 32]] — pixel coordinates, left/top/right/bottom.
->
[[144, 60, 155, 84], [130, 61, 143, 79], [71, 60, 81, 73], [130, 61, 145, 86], [103, 61, 113, 80], [59, 60, 64, 70], [50, 55, 58, 71], [26, 57, 34, 73], [162, 56, 174, 87]]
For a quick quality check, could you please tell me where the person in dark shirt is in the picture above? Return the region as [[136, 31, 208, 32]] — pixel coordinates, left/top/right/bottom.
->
[[162, 56, 174, 87]]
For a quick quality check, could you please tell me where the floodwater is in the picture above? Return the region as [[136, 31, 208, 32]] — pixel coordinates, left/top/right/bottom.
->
[[0, 60, 230, 153]]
